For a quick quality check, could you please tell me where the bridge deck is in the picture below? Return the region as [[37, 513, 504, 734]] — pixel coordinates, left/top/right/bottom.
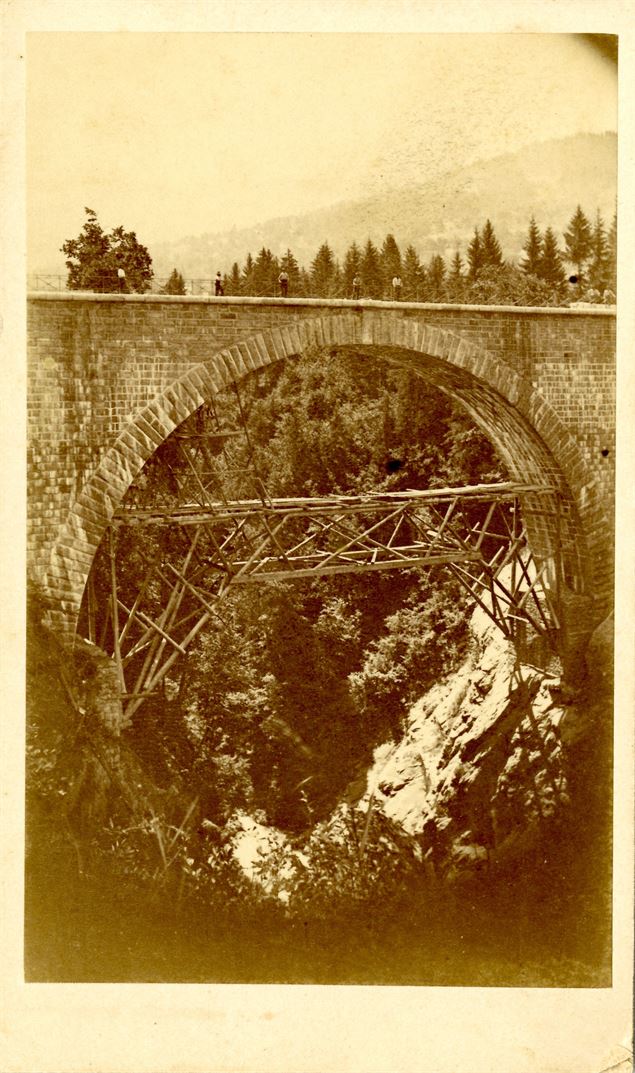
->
[[115, 481, 557, 527]]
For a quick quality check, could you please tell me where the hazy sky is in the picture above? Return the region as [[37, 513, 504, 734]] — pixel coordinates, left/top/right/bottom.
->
[[27, 32, 617, 269]]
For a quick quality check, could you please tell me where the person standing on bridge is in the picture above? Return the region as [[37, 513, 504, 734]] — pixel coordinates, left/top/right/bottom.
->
[[351, 274, 361, 300], [214, 271, 224, 296], [117, 267, 127, 293], [392, 275, 402, 301], [278, 270, 289, 298]]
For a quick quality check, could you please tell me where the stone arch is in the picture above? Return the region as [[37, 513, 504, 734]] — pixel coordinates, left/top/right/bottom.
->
[[44, 312, 609, 646]]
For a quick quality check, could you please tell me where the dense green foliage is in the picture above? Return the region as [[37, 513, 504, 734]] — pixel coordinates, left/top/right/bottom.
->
[[62, 208, 154, 293]]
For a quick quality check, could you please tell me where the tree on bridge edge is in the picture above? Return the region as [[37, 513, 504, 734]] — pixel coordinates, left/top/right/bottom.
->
[[162, 268, 187, 295], [61, 208, 154, 294], [563, 204, 593, 285]]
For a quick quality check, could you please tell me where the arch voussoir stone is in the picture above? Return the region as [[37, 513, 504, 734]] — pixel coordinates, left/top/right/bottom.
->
[[171, 381, 207, 415], [398, 319, 416, 352], [185, 366, 219, 397], [135, 413, 169, 446], [234, 340, 256, 373], [283, 324, 303, 355], [268, 327, 289, 362], [220, 346, 246, 380], [431, 329, 455, 362], [118, 427, 158, 466], [164, 382, 201, 418], [317, 316, 334, 346]]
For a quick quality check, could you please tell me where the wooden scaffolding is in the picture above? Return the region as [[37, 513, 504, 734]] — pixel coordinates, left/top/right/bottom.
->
[[79, 389, 564, 721]]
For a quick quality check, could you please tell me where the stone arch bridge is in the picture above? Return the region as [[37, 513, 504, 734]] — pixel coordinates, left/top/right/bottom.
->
[[27, 293, 615, 666]]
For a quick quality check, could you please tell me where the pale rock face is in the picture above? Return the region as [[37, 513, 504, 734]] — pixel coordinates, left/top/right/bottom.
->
[[229, 811, 288, 879], [223, 603, 610, 895], [363, 604, 570, 874], [226, 811, 305, 902]]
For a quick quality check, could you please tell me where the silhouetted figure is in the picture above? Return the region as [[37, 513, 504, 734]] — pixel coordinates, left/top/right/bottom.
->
[[278, 270, 289, 298], [351, 274, 361, 300], [392, 275, 402, 301], [214, 272, 224, 296]]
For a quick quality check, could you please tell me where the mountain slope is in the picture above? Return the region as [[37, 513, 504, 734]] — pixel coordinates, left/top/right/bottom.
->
[[150, 132, 616, 277]]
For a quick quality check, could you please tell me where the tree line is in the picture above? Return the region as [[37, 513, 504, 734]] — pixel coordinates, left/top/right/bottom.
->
[[63, 205, 616, 305]]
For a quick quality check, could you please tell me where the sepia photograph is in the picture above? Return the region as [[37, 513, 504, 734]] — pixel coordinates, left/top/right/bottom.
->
[[3, 3, 634, 1071], [24, 27, 618, 983]]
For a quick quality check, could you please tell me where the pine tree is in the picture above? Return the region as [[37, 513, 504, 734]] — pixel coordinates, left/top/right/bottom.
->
[[466, 227, 483, 280], [241, 252, 255, 294], [343, 242, 363, 298], [538, 227, 566, 289], [299, 266, 312, 297], [520, 216, 542, 276], [310, 242, 337, 297], [564, 205, 592, 283], [361, 239, 383, 299], [380, 233, 402, 296], [480, 219, 503, 269], [279, 249, 301, 296], [447, 250, 465, 301], [449, 250, 463, 278], [227, 262, 241, 296], [402, 245, 422, 301], [253, 247, 279, 296], [426, 254, 446, 300], [332, 259, 344, 298], [162, 268, 186, 295], [588, 210, 609, 293]]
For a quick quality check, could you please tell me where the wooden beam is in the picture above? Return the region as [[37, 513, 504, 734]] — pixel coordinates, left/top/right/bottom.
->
[[113, 482, 559, 527], [87, 572, 96, 644], [231, 550, 483, 582], [116, 599, 187, 654], [108, 529, 126, 693]]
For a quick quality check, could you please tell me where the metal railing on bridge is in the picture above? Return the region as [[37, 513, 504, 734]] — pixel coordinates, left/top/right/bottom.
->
[[27, 274, 423, 302], [28, 274, 228, 296]]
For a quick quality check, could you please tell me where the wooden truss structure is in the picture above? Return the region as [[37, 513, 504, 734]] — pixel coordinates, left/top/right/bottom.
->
[[80, 394, 563, 721]]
